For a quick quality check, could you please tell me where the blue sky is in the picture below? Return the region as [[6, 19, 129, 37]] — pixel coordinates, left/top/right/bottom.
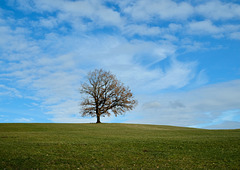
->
[[0, 0, 240, 129]]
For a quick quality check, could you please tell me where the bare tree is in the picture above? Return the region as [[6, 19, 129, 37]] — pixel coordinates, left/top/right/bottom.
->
[[80, 69, 137, 123]]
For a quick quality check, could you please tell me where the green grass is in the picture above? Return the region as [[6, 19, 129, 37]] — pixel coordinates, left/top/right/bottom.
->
[[0, 123, 239, 169]]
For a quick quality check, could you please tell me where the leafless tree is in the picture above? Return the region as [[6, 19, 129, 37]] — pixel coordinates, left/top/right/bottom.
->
[[80, 69, 137, 123]]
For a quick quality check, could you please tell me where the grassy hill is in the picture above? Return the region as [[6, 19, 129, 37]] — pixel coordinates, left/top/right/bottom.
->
[[0, 123, 239, 169]]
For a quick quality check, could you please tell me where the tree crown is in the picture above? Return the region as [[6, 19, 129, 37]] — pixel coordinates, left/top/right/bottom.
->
[[80, 69, 137, 122]]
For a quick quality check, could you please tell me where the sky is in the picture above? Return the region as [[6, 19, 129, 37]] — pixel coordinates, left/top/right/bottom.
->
[[0, 0, 240, 129]]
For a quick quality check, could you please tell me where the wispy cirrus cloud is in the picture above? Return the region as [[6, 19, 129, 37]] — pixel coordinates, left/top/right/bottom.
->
[[0, 85, 22, 98]]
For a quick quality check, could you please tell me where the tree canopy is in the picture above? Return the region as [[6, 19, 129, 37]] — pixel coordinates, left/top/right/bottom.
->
[[80, 69, 137, 123]]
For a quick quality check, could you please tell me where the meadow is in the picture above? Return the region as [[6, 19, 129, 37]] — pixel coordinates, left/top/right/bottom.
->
[[0, 123, 239, 169]]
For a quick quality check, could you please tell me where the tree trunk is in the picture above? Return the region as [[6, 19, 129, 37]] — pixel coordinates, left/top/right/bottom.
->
[[96, 114, 101, 123]]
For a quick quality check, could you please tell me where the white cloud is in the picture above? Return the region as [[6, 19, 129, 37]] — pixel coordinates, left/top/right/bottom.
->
[[143, 101, 162, 110], [6, 0, 240, 41], [46, 100, 80, 118], [230, 32, 240, 40], [187, 20, 240, 39], [123, 0, 194, 21], [23, 0, 123, 28], [158, 58, 196, 89], [14, 117, 33, 122], [123, 24, 162, 36], [188, 20, 221, 34], [38, 17, 58, 29], [80, 37, 195, 92], [193, 70, 209, 87], [196, 0, 240, 20], [122, 23, 181, 40], [0, 85, 22, 98], [168, 23, 182, 32], [126, 80, 240, 128], [205, 121, 240, 129], [0, 23, 40, 63], [180, 39, 208, 52]]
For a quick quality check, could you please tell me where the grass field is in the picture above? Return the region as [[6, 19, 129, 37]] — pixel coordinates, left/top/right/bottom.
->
[[0, 123, 239, 169]]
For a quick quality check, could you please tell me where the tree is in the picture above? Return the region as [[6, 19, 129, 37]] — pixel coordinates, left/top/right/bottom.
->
[[80, 69, 137, 123]]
